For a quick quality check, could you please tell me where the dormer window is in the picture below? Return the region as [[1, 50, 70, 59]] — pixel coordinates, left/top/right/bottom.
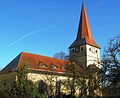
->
[[62, 66, 65, 70], [51, 65, 58, 69], [42, 64, 48, 68], [39, 62, 48, 68]]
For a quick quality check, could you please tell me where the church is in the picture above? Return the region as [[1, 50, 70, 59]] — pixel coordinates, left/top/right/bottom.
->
[[1, 3, 101, 96]]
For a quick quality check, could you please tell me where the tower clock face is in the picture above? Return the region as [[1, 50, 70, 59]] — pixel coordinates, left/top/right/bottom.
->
[[75, 47, 80, 52], [91, 47, 95, 53]]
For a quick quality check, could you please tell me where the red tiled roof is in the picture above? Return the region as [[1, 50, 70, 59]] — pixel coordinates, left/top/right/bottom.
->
[[2, 52, 98, 74], [2, 52, 67, 73], [69, 3, 100, 48], [18, 52, 67, 72]]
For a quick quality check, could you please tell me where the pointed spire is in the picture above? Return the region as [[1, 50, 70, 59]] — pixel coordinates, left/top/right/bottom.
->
[[69, 3, 100, 48], [77, 3, 92, 40]]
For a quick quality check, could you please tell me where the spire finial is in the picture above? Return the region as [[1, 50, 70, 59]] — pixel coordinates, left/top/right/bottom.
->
[[82, 0, 84, 6], [82, 0, 84, 5], [82, 1, 85, 10]]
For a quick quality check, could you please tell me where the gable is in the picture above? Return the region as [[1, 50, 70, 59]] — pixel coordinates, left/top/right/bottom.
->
[[2, 54, 21, 72]]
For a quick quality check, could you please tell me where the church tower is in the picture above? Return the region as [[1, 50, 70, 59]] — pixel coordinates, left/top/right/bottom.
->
[[69, 3, 100, 68]]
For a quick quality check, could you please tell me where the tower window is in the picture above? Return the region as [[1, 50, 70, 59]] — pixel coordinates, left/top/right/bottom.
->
[[72, 49, 75, 53], [75, 47, 80, 52], [89, 48, 91, 51], [81, 47, 83, 51], [96, 50, 97, 53]]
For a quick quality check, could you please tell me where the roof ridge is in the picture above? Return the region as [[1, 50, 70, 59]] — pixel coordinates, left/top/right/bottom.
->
[[21, 52, 66, 62]]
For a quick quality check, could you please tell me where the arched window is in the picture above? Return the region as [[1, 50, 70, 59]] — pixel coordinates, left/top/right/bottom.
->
[[38, 80, 47, 94]]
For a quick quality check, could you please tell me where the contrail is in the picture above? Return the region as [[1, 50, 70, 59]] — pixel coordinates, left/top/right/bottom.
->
[[8, 24, 56, 47]]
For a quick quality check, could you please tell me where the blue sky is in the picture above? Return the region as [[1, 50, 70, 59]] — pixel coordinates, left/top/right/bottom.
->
[[0, 0, 120, 69]]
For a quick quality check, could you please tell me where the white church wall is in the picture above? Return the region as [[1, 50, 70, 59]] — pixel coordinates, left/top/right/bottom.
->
[[27, 73, 68, 83], [27, 72, 82, 96], [27, 72, 72, 95]]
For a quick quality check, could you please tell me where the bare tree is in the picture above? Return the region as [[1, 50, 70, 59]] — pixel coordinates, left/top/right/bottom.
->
[[53, 51, 68, 60], [102, 35, 120, 96]]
